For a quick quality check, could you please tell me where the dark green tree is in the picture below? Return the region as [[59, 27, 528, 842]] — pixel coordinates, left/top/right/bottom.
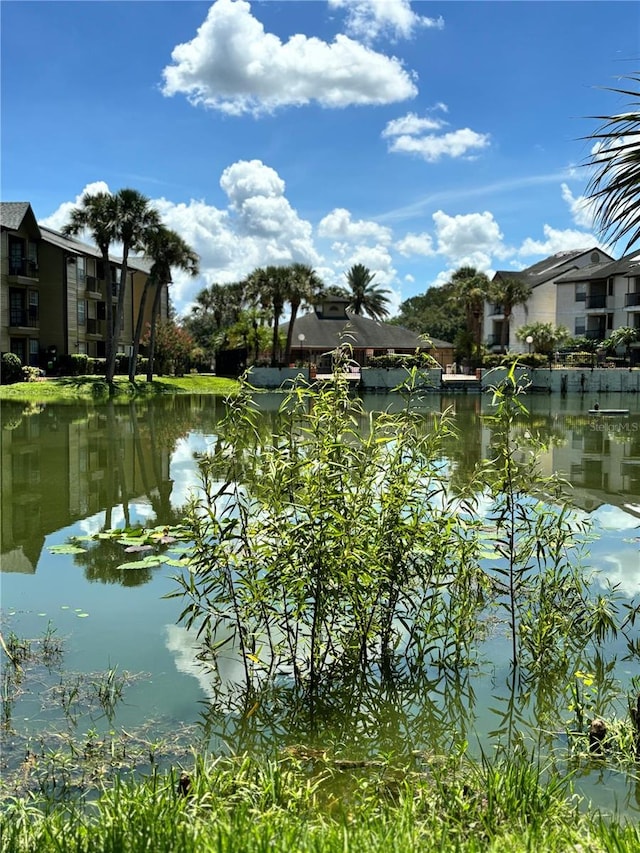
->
[[345, 264, 391, 320]]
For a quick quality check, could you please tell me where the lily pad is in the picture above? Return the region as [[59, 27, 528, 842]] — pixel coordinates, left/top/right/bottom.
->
[[48, 544, 86, 555], [76, 612, 89, 618]]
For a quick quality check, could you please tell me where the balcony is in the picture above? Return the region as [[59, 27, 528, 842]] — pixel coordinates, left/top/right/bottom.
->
[[625, 291, 640, 308], [486, 334, 507, 348], [586, 294, 607, 310], [85, 319, 104, 337], [585, 329, 605, 341], [8, 259, 39, 282], [85, 276, 102, 298], [9, 310, 38, 331]]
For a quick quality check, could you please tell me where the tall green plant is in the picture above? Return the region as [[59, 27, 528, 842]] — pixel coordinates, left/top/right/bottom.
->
[[170, 350, 485, 693]]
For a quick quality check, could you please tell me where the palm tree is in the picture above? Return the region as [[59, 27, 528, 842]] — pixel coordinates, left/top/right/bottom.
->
[[245, 266, 289, 366], [110, 189, 161, 383], [488, 276, 530, 350], [62, 192, 118, 381], [133, 227, 199, 382], [283, 263, 324, 364], [448, 267, 491, 366], [602, 326, 640, 367], [345, 264, 391, 320], [584, 73, 640, 252]]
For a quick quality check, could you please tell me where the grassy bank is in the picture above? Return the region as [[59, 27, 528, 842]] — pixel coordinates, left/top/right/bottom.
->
[[1, 751, 638, 853], [0, 374, 240, 403]]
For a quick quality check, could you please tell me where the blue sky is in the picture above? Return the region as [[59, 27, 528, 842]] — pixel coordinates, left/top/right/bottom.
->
[[2, 0, 638, 317]]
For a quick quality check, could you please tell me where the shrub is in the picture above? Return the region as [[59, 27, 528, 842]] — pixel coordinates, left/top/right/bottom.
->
[[367, 351, 438, 369], [1, 352, 23, 385], [21, 366, 45, 382]]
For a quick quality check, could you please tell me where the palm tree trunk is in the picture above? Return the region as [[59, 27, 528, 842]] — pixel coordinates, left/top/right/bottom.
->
[[500, 306, 511, 350], [128, 277, 152, 382], [284, 301, 300, 363], [107, 250, 130, 383], [102, 250, 114, 384], [271, 306, 282, 367], [146, 280, 164, 382]]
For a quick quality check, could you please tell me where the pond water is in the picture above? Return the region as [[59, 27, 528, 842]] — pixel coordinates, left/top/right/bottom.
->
[[1, 390, 640, 810]]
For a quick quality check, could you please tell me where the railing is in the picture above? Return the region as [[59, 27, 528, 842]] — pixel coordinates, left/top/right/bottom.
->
[[585, 329, 605, 340], [586, 294, 607, 309], [10, 310, 38, 328], [486, 334, 507, 347], [9, 259, 39, 278], [625, 292, 640, 307]]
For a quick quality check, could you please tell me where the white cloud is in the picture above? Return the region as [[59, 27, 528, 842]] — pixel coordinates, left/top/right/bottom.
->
[[387, 127, 491, 162], [328, 0, 443, 42], [382, 109, 446, 138], [161, 0, 417, 116], [517, 223, 600, 257], [39, 181, 112, 232], [317, 208, 393, 244], [432, 210, 506, 267], [395, 232, 435, 257], [561, 182, 596, 229]]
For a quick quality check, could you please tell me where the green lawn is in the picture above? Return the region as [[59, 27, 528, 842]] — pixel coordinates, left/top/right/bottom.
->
[[0, 374, 240, 403]]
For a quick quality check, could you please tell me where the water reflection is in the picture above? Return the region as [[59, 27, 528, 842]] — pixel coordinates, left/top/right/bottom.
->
[[1, 396, 226, 579], [2, 394, 638, 584]]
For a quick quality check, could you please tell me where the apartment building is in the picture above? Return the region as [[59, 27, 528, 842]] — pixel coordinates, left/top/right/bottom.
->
[[1, 202, 160, 368], [555, 251, 640, 350], [485, 248, 614, 353]]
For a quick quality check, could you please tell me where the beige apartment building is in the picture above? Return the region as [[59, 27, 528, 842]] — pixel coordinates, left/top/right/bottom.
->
[[485, 248, 615, 354], [1, 202, 161, 369]]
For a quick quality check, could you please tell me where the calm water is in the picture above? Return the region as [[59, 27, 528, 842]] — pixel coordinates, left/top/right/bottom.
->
[[2, 391, 640, 809]]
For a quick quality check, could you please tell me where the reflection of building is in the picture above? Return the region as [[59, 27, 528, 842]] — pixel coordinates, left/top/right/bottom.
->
[[0, 402, 174, 573], [0, 202, 161, 366], [478, 398, 640, 521]]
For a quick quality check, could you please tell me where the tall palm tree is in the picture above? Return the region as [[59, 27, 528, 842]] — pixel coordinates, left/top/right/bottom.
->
[[448, 267, 491, 366], [110, 189, 161, 382], [62, 191, 118, 381], [245, 266, 289, 366], [132, 226, 199, 382], [345, 264, 391, 320], [584, 73, 640, 253], [489, 276, 531, 350], [283, 263, 324, 364]]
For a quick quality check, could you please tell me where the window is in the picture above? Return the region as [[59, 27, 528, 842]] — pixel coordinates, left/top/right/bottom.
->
[[77, 256, 86, 284], [10, 289, 25, 325], [78, 299, 86, 326], [574, 317, 585, 335], [608, 278, 614, 296], [8, 237, 25, 275], [10, 338, 26, 363], [29, 339, 39, 366], [78, 341, 87, 355], [575, 283, 587, 302], [28, 290, 38, 324]]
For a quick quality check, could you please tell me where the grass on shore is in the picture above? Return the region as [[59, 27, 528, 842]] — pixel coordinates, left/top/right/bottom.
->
[[0, 374, 240, 403], [1, 751, 638, 853]]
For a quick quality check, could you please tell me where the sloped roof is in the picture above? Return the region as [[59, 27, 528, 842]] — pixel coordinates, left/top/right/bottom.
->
[[286, 309, 453, 351], [39, 225, 150, 273], [554, 251, 640, 283], [493, 248, 614, 289], [0, 201, 41, 236]]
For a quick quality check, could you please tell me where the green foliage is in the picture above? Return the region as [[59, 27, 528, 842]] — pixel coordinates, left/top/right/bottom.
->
[[171, 352, 487, 690], [366, 350, 439, 369], [483, 352, 549, 369], [143, 320, 195, 376], [394, 281, 465, 343], [1, 352, 23, 385], [516, 322, 569, 354]]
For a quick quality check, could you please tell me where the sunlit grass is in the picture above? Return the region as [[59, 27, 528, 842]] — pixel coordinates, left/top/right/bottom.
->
[[0, 374, 240, 402], [1, 751, 638, 853]]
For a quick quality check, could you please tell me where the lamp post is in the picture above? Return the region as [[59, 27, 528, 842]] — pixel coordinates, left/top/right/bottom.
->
[[526, 335, 533, 355]]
